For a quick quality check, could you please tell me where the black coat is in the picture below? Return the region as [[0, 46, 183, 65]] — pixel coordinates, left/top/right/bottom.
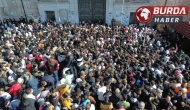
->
[[65, 55, 74, 68], [21, 98, 36, 110], [0, 77, 8, 88]]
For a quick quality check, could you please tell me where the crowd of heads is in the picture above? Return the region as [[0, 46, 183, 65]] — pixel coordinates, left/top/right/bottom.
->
[[0, 19, 190, 110]]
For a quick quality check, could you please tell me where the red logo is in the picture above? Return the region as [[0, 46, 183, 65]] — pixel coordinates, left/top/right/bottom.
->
[[136, 7, 152, 24], [135, 6, 189, 24]]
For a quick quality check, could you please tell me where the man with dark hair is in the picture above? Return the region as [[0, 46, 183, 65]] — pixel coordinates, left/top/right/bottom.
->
[[44, 56, 59, 83], [100, 95, 113, 110], [160, 95, 173, 110], [41, 74, 54, 89], [22, 88, 36, 110]]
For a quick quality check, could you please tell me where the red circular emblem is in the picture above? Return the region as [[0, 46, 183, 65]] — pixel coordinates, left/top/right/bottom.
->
[[135, 7, 152, 24]]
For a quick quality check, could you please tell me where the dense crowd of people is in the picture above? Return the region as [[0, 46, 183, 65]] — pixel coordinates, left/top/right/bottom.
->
[[0, 19, 190, 110]]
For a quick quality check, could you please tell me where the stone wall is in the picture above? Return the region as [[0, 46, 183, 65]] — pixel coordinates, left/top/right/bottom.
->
[[0, 0, 39, 21], [0, 0, 189, 24]]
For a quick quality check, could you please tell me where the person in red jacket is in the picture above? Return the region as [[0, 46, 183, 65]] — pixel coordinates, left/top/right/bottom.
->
[[36, 53, 44, 63], [44, 56, 59, 82], [27, 61, 32, 73], [123, 26, 127, 34], [9, 77, 24, 98]]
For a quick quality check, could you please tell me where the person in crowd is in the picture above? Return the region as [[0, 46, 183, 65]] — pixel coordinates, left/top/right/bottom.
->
[[9, 77, 24, 99], [64, 51, 76, 79], [44, 56, 59, 82], [160, 95, 173, 109], [41, 74, 55, 89], [58, 84, 69, 96], [22, 88, 36, 110], [0, 88, 11, 101], [100, 95, 113, 110], [117, 96, 130, 109], [97, 82, 107, 102], [0, 19, 190, 110], [24, 71, 42, 96], [49, 91, 60, 110], [60, 92, 72, 110]]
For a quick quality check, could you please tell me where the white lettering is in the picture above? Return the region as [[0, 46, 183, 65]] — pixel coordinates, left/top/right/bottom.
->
[[179, 7, 186, 15], [173, 7, 180, 14], [153, 7, 187, 15], [160, 18, 165, 22], [166, 18, 170, 22], [154, 18, 160, 22], [167, 7, 173, 14], [153, 17, 181, 23], [160, 7, 166, 15], [153, 7, 159, 14], [171, 18, 174, 22], [175, 18, 179, 22]]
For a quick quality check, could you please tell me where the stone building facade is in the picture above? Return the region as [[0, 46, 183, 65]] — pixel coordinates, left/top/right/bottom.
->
[[0, 0, 189, 25]]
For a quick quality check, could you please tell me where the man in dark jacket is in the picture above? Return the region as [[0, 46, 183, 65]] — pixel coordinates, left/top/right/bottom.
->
[[41, 74, 55, 89], [160, 96, 173, 110], [0, 77, 7, 88], [64, 51, 76, 79], [24, 72, 41, 96], [176, 93, 190, 110], [22, 88, 36, 110]]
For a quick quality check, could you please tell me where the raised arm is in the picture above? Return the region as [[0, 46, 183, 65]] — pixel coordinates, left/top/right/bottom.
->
[[174, 44, 178, 53]]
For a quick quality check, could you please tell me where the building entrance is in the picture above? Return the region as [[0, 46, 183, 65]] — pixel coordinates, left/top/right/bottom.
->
[[78, 0, 106, 23], [45, 11, 56, 21], [129, 12, 139, 25]]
